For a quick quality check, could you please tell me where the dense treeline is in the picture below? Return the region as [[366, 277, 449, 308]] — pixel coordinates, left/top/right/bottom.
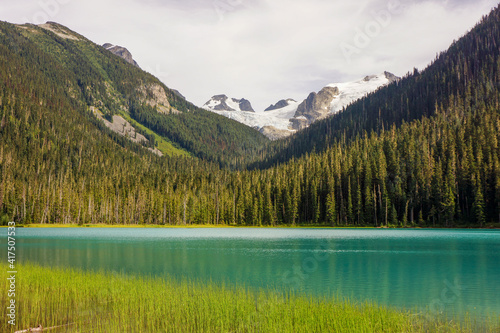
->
[[1, 6, 500, 227], [2, 91, 498, 227]]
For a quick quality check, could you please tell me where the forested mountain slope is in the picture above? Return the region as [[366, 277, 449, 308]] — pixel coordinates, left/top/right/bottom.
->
[[0, 19, 224, 225], [5, 21, 268, 167], [254, 7, 500, 168]]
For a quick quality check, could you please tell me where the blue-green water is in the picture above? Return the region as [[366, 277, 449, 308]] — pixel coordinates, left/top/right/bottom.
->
[[2, 228, 499, 318]]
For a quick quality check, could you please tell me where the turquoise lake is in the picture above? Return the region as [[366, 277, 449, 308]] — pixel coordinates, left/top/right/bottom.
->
[[2, 228, 499, 319]]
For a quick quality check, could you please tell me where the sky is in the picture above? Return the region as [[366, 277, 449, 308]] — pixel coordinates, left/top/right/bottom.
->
[[1, 0, 498, 111]]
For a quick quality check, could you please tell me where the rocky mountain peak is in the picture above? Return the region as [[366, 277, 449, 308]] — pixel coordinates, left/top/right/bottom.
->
[[203, 72, 398, 137], [384, 71, 399, 83], [203, 95, 255, 112], [237, 98, 254, 112], [265, 99, 297, 111], [211, 94, 227, 100], [37, 22, 81, 40], [103, 43, 140, 68], [291, 86, 340, 130]]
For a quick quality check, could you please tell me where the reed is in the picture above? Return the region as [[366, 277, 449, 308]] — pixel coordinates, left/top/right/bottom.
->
[[1, 263, 498, 332]]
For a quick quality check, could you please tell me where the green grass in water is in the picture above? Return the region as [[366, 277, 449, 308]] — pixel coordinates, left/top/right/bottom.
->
[[1, 263, 498, 332]]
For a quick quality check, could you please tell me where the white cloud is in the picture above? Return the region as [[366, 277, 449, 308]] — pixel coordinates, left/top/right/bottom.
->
[[0, 0, 497, 111]]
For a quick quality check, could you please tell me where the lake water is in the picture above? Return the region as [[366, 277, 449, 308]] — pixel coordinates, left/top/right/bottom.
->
[[2, 228, 499, 319]]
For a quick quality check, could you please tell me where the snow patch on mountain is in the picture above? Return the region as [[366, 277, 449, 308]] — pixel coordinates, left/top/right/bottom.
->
[[290, 72, 398, 130], [209, 100, 299, 131], [327, 72, 395, 113], [202, 72, 398, 139]]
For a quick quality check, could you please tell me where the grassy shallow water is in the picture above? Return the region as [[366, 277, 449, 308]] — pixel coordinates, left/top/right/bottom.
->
[[1, 263, 498, 332]]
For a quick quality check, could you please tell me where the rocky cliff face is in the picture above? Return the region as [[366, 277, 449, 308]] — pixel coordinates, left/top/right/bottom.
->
[[103, 43, 140, 68], [291, 86, 340, 130], [137, 83, 180, 114], [38, 22, 82, 40]]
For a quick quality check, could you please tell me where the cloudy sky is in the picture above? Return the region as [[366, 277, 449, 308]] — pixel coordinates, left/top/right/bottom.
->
[[1, 0, 498, 111]]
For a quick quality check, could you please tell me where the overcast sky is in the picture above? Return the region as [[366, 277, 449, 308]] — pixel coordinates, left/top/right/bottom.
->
[[1, 0, 498, 111]]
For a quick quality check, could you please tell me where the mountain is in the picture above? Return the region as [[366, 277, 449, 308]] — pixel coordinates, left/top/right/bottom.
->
[[0, 18, 269, 226], [203, 95, 255, 112], [257, 10, 500, 168], [6, 21, 267, 168], [172, 89, 186, 100], [202, 73, 396, 139], [103, 43, 140, 68]]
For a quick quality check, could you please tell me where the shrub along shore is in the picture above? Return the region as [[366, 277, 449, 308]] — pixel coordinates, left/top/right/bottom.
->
[[1, 263, 498, 332]]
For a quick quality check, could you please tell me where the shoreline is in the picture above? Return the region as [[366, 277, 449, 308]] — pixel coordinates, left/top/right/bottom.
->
[[3, 223, 499, 229], [6, 223, 379, 229]]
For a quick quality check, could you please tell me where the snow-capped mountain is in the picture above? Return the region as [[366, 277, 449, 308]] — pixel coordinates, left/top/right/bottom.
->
[[203, 95, 255, 112], [202, 72, 398, 140]]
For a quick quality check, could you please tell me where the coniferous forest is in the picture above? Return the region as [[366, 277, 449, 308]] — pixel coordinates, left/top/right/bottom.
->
[[1, 6, 500, 228]]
